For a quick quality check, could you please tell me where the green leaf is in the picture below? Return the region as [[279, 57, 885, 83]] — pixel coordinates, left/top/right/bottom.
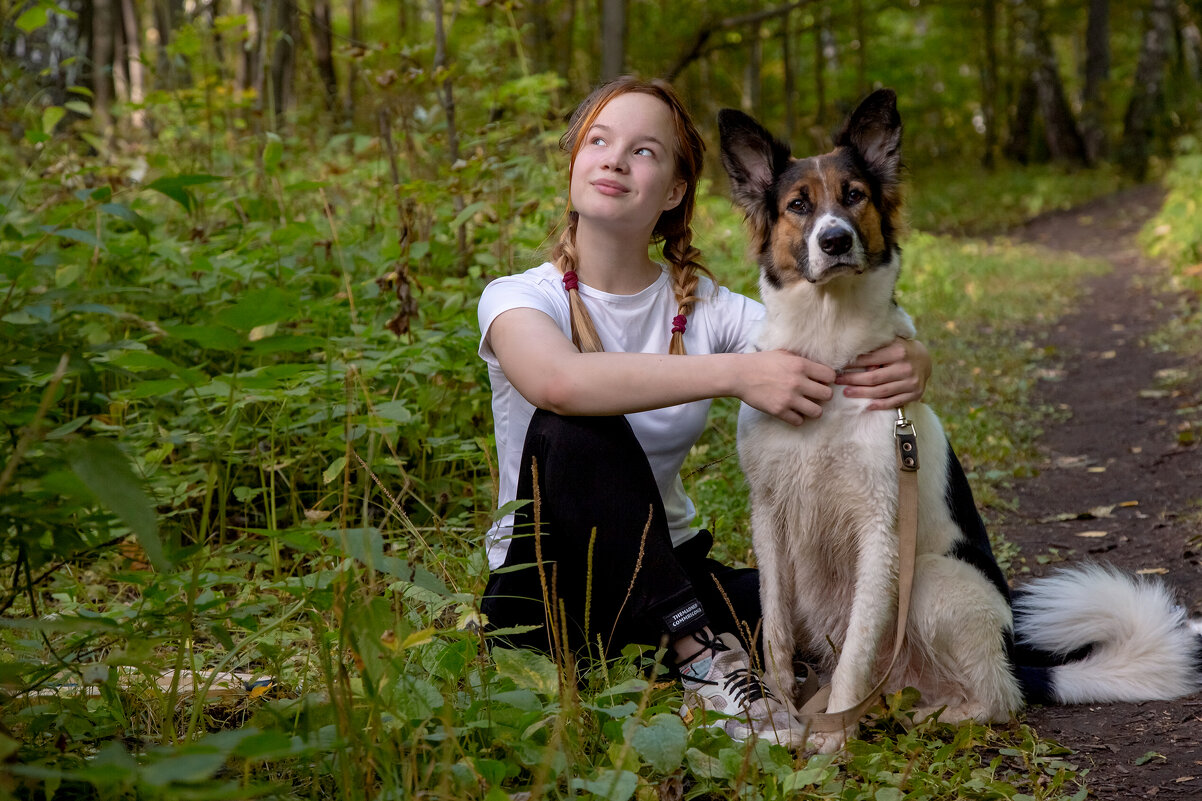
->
[[145, 174, 223, 212], [322, 456, 347, 484], [450, 200, 488, 230], [15, 5, 48, 33], [372, 400, 413, 423], [0, 731, 17, 761], [572, 769, 638, 801], [262, 132, 283, 174], [232, 730, 294, 761], [100, 202, 152, 237], [64, 100, 92, 117], [45, 226, 102, 249], [46, 416, 90, 440], [492, 647, 558, 695], [140, 747, 227, 787], [627, 714, 687, 773], [247, 334, 325, 355], [213, 287, 298, 331], [42, 106, 66, 135], [165, 324, 242, 351], [67, 439, 168, 572]]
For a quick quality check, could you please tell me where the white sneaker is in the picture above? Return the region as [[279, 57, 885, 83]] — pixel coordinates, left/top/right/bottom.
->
[[678, 632, 803, 748]]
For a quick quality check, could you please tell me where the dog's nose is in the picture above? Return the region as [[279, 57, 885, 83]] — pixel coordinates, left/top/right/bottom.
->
[[818, 229, 853, 256]]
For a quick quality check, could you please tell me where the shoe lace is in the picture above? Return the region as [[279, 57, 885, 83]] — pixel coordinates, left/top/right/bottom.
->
[[675, 629, 731, 669], [721, 667, 777, 705], [678, 632, 778, 705]]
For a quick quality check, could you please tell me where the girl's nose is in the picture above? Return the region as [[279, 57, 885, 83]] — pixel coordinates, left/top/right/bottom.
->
[[602, 150, 629, 172]]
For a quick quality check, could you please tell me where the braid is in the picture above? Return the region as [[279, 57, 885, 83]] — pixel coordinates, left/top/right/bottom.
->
[[662, 227, 714, 355], [551, 212, 605, 353]]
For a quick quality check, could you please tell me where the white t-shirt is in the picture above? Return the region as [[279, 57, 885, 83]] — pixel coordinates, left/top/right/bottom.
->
[[477, 262, 763, 569]]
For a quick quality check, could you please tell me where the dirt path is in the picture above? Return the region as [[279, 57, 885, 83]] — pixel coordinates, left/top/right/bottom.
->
[[994, 185, 1202, 798]]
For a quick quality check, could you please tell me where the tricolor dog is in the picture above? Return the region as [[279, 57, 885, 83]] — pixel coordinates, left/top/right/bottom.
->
[[719, 89, 1202, 752]]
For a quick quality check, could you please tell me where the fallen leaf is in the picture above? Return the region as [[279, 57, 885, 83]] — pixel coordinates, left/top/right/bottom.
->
[[1130, 446, 1143, 454], [1137, 567, 1170, 575], [1119, 500, 1140, 508], [1076, 530, 1109, 538], [1175, 776, 1196, 783], [1135, 751, 1166, 766], [1087, 466, 1107, 473], [1088, 505, 1115, 518], [1100, 350, 1117, 359], [1040, 512, 1081, 523], [1055, 455, 1089, 468], [1156, 368, 1189, 382], [1141, 389, 1171, 399]]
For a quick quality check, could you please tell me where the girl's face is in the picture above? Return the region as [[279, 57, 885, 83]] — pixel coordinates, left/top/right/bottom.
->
[[569, 92, 687, 238]]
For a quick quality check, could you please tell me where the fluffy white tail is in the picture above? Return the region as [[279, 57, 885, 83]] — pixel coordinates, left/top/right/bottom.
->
[[1013, 563, 1202, 704]]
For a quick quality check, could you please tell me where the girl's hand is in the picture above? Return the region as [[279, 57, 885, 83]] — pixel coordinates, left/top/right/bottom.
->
[[835, 338, 930, 410], [738, 350, 836, 426]]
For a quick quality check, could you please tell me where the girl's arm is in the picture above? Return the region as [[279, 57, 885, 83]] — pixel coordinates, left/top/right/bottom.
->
[[487, 307, 837, 426]]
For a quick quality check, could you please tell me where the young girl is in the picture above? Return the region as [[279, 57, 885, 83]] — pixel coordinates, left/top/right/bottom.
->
[[476, 77, 929, 746]]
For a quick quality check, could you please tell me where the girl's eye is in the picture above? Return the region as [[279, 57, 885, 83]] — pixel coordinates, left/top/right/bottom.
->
[[634, 146, 653, 157], [592, 136, 607, 146]]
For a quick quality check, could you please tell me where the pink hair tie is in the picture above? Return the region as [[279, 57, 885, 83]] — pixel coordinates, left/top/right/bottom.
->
[[671, 314, 687, 335], [562, 271, 579, 292]]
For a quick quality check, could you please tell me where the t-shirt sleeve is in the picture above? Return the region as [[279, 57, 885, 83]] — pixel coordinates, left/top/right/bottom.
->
[[711, 285, 765, 354], [477, 275, 564, 364]]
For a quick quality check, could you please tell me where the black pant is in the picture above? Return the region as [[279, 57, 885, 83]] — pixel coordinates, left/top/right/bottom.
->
[[482, 410, 761, 662]]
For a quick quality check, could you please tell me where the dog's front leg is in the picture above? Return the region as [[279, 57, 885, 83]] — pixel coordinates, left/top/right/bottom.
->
[[813, 517, 898, 753], [751, 501, 797, 705]]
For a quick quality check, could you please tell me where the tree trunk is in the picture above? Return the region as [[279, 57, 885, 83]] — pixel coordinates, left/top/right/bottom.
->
[[526, 0, 554, 75], [311, 0, 338, 112], [782, 11, 796, 142], [980, 0, 1000, 167], [558, 0, 577, 92], [1119, 0, 1174, 180], [346, 0, 362, 122], [431, 0, 467, 269], [743, 0, 762, 116], [853, 0, 867, 95], [813, 10, 827, 128], [600, 0, 626, 80], [1080, 0, 1110, 162], [1181, 8, 1202, 83], [1003, 74, 1038, 163], [268, 0, 296, 125], [119, 0, 146, 128], [1012, 0, 1088, 165], [91, 0, 115, 136]]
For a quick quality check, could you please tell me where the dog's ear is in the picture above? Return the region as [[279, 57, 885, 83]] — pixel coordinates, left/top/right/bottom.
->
[[718, 109, 792, 226], [835, 89, 902, 183]]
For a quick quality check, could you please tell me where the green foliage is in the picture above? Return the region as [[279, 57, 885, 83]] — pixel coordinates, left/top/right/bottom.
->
[[1141, 153, 1202, 290], [908, 163, 1128, 237]]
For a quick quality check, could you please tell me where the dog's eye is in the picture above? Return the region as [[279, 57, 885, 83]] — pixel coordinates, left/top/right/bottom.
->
[[846, 188, 866, 204], [787, 197, 810, 214]]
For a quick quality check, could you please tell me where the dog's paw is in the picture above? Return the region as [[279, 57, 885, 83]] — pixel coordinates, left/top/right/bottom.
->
[[804, 728, 850, 754]]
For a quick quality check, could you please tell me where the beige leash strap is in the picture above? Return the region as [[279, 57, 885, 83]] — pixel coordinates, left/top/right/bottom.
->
[[793, 408, 920, 733]]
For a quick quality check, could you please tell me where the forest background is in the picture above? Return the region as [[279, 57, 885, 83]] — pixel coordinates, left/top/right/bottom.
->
[[3, 0, 1202, 799]]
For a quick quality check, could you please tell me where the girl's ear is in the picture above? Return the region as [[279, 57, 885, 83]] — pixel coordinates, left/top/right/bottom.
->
[[664, 178, 687, 211]]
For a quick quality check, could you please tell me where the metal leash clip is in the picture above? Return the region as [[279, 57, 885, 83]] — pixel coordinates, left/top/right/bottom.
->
[[895, 407, 919, 472]]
